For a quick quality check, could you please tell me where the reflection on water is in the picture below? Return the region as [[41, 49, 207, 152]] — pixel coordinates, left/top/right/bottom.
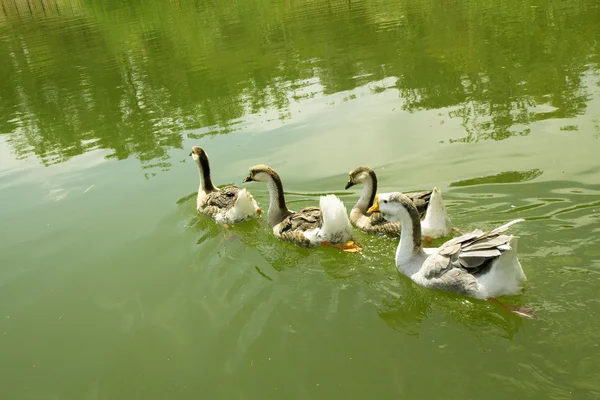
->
[[1, 0, 599, 171], [450, 169, 544, 187], [377, 282, 527, 340]]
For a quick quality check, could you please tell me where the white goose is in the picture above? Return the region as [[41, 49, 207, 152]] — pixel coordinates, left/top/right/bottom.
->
[[369, 192, 534, 317], [190, 146, 261, 224]]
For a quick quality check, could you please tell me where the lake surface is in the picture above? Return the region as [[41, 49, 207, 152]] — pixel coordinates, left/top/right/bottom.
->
[[1, 0, 600, 398]]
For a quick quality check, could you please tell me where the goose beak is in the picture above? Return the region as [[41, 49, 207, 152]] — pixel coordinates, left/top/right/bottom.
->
[[367, 195, 380, 213], [243, 174, 253, 183], [345, 180, 354, 190]]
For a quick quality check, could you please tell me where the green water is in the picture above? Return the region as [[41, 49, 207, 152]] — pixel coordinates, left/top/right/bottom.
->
[[1, 0, 600, 398]]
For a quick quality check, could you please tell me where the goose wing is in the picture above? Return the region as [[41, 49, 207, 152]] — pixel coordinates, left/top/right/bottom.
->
[[203, 186, 239, 211], [423, 219, 524, 280], [366, 212, 402, 236], [274, 207, 322, 247], [279, 207, 322, 234], [405, 190, 433, 219]]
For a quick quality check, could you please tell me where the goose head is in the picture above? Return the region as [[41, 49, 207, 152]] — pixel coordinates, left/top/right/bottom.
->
[[345, 166, 376, 189], [368, 192, 419, 223], [189, 146, 208, 165], [243, 164, 280, 184]]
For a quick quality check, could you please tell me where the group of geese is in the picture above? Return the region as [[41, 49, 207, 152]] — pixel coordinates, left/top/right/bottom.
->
[[190, 146, 534, 318]]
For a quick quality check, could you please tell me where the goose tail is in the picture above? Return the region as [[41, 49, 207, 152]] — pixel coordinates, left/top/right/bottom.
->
[[318, 194, 352, 243]]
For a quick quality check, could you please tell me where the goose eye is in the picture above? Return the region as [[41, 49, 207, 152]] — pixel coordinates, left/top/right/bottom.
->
[[382, 200, 388, 204]]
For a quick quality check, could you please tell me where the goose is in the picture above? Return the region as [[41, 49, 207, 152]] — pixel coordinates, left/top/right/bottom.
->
[[369, 192, 534, 318], [190, 146, 261, 224], [243, 165, 360, 252], [345, 166, 452, 240]]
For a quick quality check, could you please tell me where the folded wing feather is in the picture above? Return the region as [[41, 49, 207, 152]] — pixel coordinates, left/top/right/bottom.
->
[[424, 219, 524, 279]]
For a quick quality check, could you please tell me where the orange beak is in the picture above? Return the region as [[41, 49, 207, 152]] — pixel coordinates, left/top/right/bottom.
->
[[256, 208, 262, 215], [367, 195, 380, 213]]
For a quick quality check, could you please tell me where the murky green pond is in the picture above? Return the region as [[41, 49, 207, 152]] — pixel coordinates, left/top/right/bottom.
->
[[1, 0, 600, 398]]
